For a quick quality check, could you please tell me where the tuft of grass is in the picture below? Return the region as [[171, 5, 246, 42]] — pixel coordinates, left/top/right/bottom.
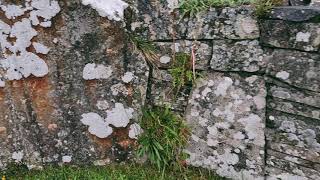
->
[[129, 36, 159, 67], [1, 163, 224, 180], [254, 0, 283, 17], [179, 0, 257, 16], [137, 106, 191, 171], [169, 52, 195, 94]]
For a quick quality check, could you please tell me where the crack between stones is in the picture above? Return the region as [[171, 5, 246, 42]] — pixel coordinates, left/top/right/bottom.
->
[[268, 148, 320, 167]]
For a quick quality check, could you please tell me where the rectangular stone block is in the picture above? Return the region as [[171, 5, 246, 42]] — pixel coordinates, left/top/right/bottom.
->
[[185, 72, 266, 180], [260, 20, 320, 52], [211, 40, 266, 72], [187, 7, 259, 40], [266, 49, 320, 92]]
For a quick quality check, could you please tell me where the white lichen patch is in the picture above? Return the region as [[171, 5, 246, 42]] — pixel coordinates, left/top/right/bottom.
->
[[214, 77, 233, 96], [238, 114, 265, 146], [122, 72, 134, 83], [1, 52, 49, 80], [29, 0, 61, 27], [0, 78, 5, 87], [82, 63, 113, 80], [128, 123, 143, 139], [81, 0, 128, 21], [0, 4, 27, 19], [96, 100, 109, 110], [62, 155, 72, 163], [105, 103, 134, 128], [159, 55, 171, 64], [275, 71, 290, 80], [0, 0, 60, 87], [12, 151, 24, 162], [296, 32, 311, 42], [33, 42, 50, 54], [81, 112, 113, 138]]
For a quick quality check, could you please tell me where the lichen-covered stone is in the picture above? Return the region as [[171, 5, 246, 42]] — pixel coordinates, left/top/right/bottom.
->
[[187, 7, 259, 40], [156, 40, 212, 70], [0, 0, 149, 169], [266, 110, 320, 179], [211, 40, 267, 72], [150, 70, 191, 111], [260, 20, 320, 52], [130, 1, 188, 40], [266, 49, 320, 92], [269, 6, 320, 22], [185, 72, 266, 180]]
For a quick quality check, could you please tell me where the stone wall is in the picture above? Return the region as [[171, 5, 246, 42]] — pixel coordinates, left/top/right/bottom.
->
[[0, 0, 319, 179]]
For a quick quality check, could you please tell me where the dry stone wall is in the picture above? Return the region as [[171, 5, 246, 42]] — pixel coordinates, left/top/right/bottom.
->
[[0, 0, 319, 180]]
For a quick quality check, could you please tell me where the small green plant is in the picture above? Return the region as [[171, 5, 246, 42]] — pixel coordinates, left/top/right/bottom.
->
[[169, 52, 194, 94], [254, 0, 283, 17], [137, 107, 191, 171], [179, 0, 257, 16], [130, 35, 159, 67]]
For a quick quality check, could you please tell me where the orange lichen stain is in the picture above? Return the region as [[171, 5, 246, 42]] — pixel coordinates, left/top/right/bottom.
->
[[89, 128, 136, 151], [84, 80, 98, 104], [48, 123, 58, 131], [89, 134, 113, 150], [112, 128, 136, 150], [0, 127, 6, 135], [25, 77, 56, 128]]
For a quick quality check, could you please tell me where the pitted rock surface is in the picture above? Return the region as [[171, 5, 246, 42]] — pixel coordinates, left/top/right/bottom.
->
[[185, 72, 266, 180], [261, 20, 320, 52], [0, 1, 320, 180], [211, 40, 267, 72]]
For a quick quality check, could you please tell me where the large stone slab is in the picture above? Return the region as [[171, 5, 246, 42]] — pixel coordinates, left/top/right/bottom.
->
[[185, 72, 266, 180], [0, 1, 149, 169], [187, 7, 259, 40], [211, 40, 267, 72], [260, 20, 320, 52], [130, 0, 188, 40], [266, 49, 320, 92], [269, 6, 320, 22]]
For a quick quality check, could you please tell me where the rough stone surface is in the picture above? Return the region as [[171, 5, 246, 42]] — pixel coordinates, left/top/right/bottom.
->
[[266, 49, 320, 92], [260, 20, 320, 52], [211, 40, 267, 72], [269, 6, 320, 22], [0, 0, 148, 169], [0, 1, 320, 180], [187, 7, 259, 40], [185, 72, 266, 180]]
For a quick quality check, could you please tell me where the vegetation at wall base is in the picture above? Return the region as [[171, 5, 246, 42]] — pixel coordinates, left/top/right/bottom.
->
[[179, 0, 258, 17], [1, 163, 224, 180], [137, 106, 191, 171], [254, 0, 283, 17]]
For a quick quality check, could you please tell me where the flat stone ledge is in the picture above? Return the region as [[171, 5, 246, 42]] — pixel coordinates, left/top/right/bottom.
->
[[269, 6, 320, 22]]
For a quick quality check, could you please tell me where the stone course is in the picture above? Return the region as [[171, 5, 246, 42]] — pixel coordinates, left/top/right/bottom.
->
[[0, 0, 320, 180]]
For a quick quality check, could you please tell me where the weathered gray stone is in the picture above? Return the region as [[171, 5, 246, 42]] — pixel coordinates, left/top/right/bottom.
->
[[211, 40, 267, 72], [187, 7, 259, 40], [266, 49, 320, 92], [0, 0, 149, 169], [185, 72, 266, 180], [267, 80, 320, 108], [156, 40, 212, 70], [290, 0, 312, 6], [260, 20, 320, 52], [269, 7, 320, 22], [150, 69, 191, 111], [130, 1, 188, 40], [266, 110, 320, 179]]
